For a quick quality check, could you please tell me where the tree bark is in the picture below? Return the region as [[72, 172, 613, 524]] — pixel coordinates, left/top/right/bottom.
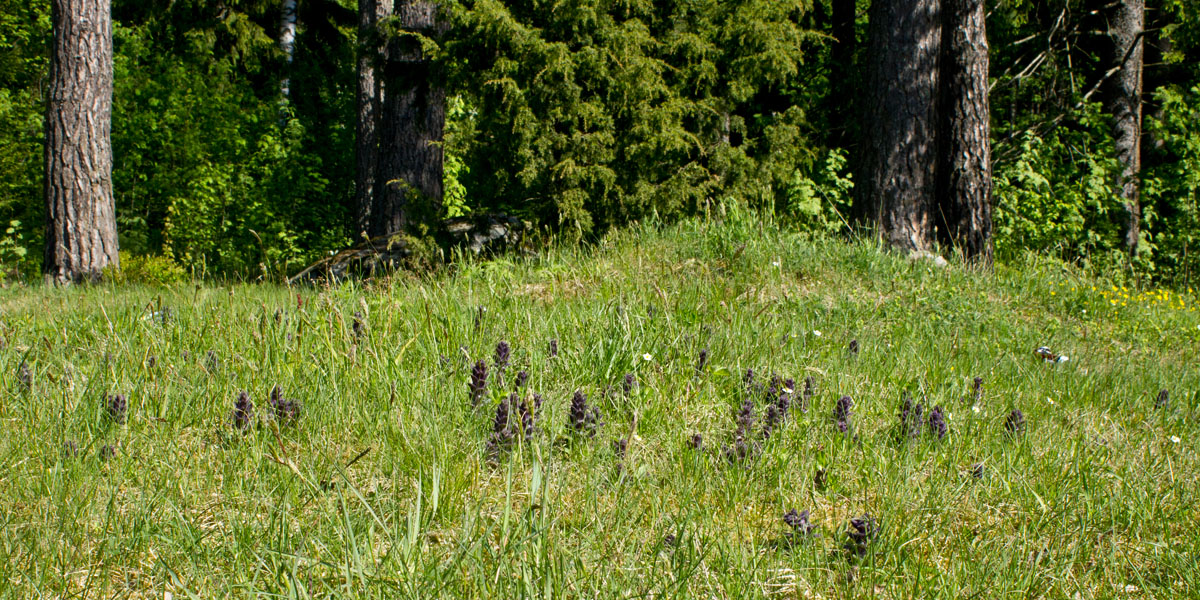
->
[[1106, 0, 1144, 256], [369, 0, 445, 238], [279, 0, 299, 101], [43, 0, 118, 284], [356, 0, 392, 236], [937, 0, 993, 264], [855, 0, 941, 252]]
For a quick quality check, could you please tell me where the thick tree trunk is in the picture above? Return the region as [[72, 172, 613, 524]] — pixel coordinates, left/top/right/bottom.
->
[[855, 0, 941, 252], [43, 0, 118, 284], [356, 0, 392, 236], [369, 0, 445, 238], [937, 0, 993, 264], [1107, 0, 1144, 256], [279, 0, 299, 101]]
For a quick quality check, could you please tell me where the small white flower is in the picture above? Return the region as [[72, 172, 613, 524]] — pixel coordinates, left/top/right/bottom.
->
[[813, 330, 822, 337], [1046, 397, 1056, 405], [642, 353, 653, 362], [1170, 436, 1181, 444], [972, 405, 981, 414], [771, 260, 781, 267]]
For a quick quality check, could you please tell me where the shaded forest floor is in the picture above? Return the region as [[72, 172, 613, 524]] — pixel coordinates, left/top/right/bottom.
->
[[2, 216, 1198, 598]]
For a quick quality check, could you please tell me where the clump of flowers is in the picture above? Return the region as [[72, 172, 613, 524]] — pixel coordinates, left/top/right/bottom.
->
[[548, 338, 558, 358], [1005, 409, 1025, 435], [970, 463, 985, 479], [515, 370, 529, 389], [724, 398, 761, 464], [1155, 389, 1170, 410], [689, 433, 703, 451], [801, 376, 816, 412], [469, 360, 488, 406], [232, 391, 255, 431], [743, 368, 755, 389], [99, 444, 117, 461], [973, 377, 984, 402], [568, 390, 602, 437], [268, 385, 302, 425], [845, 514, 878, 557], [848, 339, 859, 355], [146, 356, 157, 369], [928, 405, 948, 439], [833, 395, 853, 433], [696, 347, 709, 375], [783, 509, 817, 539], [17, 361, 31, 392], [106, 393, 128, 424], [897, 393, 925, 440], [485, 394, 516, 461], [494, 340, 511, 374], [351, 311, 366, 341], [622, 373, 637, 396]]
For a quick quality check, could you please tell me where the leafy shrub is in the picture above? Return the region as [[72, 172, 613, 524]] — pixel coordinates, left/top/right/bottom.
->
[[103, 251, 188, 285]]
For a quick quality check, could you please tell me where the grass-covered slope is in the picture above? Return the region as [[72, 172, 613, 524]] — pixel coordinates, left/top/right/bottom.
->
[[2, 216, 1198, 598]]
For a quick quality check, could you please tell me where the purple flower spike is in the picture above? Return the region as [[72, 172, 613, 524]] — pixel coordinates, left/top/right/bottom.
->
[[469, 360, 488, 406]]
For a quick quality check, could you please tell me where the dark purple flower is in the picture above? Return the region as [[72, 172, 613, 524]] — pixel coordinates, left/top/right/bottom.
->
[[848, 339, 859, 355], [928, 405, 947, 439], [736, 398, 756, 433], [622, 373, 637, 396], [232, 391, 255, 431], [834, 395, 853, 423], [17, 361, 32, 391], [268, 385, 302, 425], [1155, 389, 1170, 410], [146, 356, 157, 369], [970, 463, 985, 479], [801, 376, 816, 412], [494, 340, 511, 373], [783, 509, 816, 537], [106, 393, 127, 424], [1005, 409, 1025, 435], [762, 404, 781, 439], [814, 468, 827, 490], [723, 438, 759, 464], [898, 393, 925, 439], [62, 440, 78, 458], [696, 347, 709, 375], [569, 391, 601, 437], [613, 438, 628, 458], [469, 360, 488, 406], [515, 370, 529, 389], [845, 514, 878, 556], [548, 338, 559, 358], [973, 377, 984, 401], [485, 394, 517, 462], [351, 311, 366, 340], [743, 368, 755, 388], [205, 350, 219, 373], [689, 433, 703, 450], [99, 444, 117, 461]]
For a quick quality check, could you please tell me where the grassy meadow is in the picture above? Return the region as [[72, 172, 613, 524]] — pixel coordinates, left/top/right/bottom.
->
[[2, 215, 1198, 598]]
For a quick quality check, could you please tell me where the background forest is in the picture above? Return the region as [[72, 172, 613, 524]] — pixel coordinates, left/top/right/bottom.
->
[[2, 0, 1199, 283]]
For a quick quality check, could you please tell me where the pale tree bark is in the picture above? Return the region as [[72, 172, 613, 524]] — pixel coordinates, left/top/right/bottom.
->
[[938, 0, 993, 264], [369, 0, 444, 238], [356, 0, 393, 235], [279, 0, 299, 101], [44, 0, 118, 284], [1107, 0, 1144, 256], [855, 0, 942, 252]]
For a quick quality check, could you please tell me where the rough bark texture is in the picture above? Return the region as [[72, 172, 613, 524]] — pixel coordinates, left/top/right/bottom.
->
[[938, 0, 993, 264], [356, 0, 393, 235], [369, 1, 445, 239], [855, 0, 942, 252], [44, 0, 118, 284], [1107, 0, 1144, 255]]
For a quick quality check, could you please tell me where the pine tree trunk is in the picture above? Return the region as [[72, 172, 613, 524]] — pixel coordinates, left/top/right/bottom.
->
[[356, 0, 392, 236], [938, 0, 993, 264], [855, 0, 941, 252], [43, 0, 118, 284], [1108, 0, 1144, 256], [279, 0, 299, 101], [369, 0, 445, 238]]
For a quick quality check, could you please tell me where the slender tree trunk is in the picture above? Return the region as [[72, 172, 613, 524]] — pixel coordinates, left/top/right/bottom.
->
[[1107, 0, 1144, 256], [43, 0, 118, 284], [370, 0, 445, 238], [938, 0, 993, 264], [829, 0, 856, 147], [279, 0, 299, 102], [855, 0, 941, 252], [356, 0, 392, 236]]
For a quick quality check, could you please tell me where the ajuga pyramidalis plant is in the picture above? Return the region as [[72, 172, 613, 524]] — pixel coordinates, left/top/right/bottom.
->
[[568, 391, 602, 437], [232, 391, 255, 431], [1005, 409, 1025, 435], [469, 360, 488, 406], [106, 394, 128, 424]]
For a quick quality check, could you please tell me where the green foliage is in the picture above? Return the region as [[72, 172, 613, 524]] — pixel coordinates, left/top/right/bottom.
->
[[783, 148, 854, 234], [103, 251, 189, 285], [1144, 85, 1200, 286], [443, 0, 820, 236]]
